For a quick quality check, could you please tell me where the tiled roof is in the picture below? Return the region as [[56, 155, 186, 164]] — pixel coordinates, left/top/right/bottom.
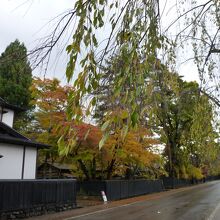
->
[[0, 122, 49, 149], [0, 97, 25, 112]]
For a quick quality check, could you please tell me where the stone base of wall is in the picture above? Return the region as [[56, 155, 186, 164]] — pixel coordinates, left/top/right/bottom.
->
[[0, 203, 76, 220]]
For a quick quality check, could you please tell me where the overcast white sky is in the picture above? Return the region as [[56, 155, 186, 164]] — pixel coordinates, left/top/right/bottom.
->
[[0, 0, 74, 81], [0, 0, 199, 83]]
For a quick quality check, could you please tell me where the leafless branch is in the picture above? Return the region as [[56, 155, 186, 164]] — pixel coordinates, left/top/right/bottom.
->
[[164, 0, 212, 33], [29, 9, 76, 72], [200, 89, 220, 107], [201, 28, 220, 72]]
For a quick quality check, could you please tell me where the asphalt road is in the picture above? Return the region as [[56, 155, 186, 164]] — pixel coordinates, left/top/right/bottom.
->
[[69, 181, 220, 220]]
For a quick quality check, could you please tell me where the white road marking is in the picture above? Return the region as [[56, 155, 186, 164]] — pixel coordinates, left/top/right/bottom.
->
[[207, 202, 220, 220], [64, 201, 142, 220]]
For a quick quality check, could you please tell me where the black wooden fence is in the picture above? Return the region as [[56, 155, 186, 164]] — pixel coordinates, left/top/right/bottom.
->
[[78, 179, 164, 201], [162, 176, 220, 189], [0, 179, 77, 215], [206, 176, 220, 181], [162, 177, 192, 189], [78, 176, 220, 201], [105, 179, 164, 200], [77, 180, 106, 196]]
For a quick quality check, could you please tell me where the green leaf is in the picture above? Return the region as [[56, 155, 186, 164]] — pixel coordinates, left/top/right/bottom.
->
[[58, 136, 66, 156], [84, 128, 91, 140], [116, 148, 126, 159], [101, 120, 110, 131], [92, 34, 98, 47], [66, 44, 73, 53], [131, 111, 138, 127], [121, 110, 129, 119], [121, 125, 128, 141], [99, 133, 109, 150], [91, 97, 96, 106]]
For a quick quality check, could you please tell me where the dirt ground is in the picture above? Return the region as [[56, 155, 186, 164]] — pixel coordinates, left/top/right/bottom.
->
[[76, 195, 103, 208]]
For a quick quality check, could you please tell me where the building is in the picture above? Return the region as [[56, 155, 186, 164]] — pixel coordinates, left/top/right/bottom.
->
[[0, 98, 48, 179], [0, 97, 23, 127], [37, 162, 74, 179]]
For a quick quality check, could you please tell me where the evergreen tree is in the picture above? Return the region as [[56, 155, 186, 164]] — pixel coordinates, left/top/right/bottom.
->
[[0, 39, 32, 109]]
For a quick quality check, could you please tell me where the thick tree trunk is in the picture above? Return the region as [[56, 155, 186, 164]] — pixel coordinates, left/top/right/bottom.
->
[[106, 159, 115, 179], [78, 159, 90, 180], [167, 138, 178, 178], [91, 158, 96, 180]]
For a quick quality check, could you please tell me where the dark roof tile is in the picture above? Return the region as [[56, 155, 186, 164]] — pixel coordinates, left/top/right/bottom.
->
[[0, 122, 49, 149], [0, 97, 25, 112]]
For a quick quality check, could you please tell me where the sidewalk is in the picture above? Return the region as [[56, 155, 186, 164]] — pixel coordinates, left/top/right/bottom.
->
[[25, 184, 204, 220]]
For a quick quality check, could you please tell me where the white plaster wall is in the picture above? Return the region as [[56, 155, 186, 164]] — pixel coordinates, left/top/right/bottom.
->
[[0, 144, 37, 179], [23, 147, 37, 179], [0, 143, 23, 179], [2, 109, 14, 127]]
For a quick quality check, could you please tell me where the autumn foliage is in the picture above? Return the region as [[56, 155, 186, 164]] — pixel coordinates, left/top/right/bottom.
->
[[30, 77, 164, 179]]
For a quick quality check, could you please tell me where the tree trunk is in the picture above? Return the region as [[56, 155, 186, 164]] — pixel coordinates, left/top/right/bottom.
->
[[91, 158, 96, 180], [78, 159, 90, 180], [106, 159, 115, 179]]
